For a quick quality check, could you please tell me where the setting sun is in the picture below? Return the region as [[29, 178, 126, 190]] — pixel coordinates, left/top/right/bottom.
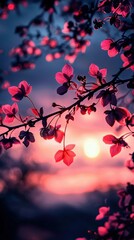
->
[[83, 138, 100, 158]]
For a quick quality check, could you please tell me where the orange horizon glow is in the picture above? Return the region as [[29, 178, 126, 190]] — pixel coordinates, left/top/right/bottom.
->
[[25, 166, 134, 197]]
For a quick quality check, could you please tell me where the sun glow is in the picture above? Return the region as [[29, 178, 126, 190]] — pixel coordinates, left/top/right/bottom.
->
[[83, 138, 100, 158]]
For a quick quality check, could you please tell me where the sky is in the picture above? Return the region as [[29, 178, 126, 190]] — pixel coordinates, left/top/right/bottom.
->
[[0, 2, 134, 240]]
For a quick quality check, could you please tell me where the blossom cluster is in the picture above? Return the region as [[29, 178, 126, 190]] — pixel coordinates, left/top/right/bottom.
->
[[0, 0, 133, 75], [0, 62, 134, 165]]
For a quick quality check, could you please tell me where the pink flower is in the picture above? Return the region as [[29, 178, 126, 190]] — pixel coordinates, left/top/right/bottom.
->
[[101, 39, 119, 57], [64, 53, 77, 64], [54, 144, 76, 166], [62, 22, 71, 33], [40, 125, 64, 143], [96, 206, 110, 220], [88, 64, 107, 88], [8, 80, 32, 101], [98, 226, 108, 237], [55, 64, 74, 84], [89, 64, 107, 79], [2, 103, 18, 123], [98, 0, 112, 12], [103, 134, 129, 157], [121, 54, 134, 71], [55, 64, 74, 95]]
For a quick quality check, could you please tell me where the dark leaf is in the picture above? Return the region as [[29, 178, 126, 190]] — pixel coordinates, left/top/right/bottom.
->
[[57, 85, 68, 95], [23, 138, 29, 147], [105, 113, 115, 126], [19, 130, 26, 140], [27, 132, 35, 142]]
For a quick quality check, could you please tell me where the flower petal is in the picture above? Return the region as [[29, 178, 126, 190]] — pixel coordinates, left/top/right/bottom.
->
[[2, 104, 12, 114], [101, 39, 113, 50], [55, 130, 64, 143], [99, 206, 110, 215], [96, 206, 110, 220], [65, 144, 75, 151], [12, 103, 19, 114], [89, 64, 99, 77], [103, 135, 117, 144], [4, 115, 14, 123], [54, 150, 64, 162], [108, 48, 118, 57], [63, 151, 74, 166], [110, 144, 121, 157], [100, 68, 107, 77], [98, 226, 108, 237], [62, 64, 74, 77], [8, 86, 20, 96], [55, 72, 67, 84], [19, 80, 32, 95]]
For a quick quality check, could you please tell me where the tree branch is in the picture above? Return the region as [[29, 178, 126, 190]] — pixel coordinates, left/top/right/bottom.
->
[[0, 62, 133, 138]]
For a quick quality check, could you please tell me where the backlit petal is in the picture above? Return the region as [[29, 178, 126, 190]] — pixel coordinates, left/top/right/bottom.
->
[[55, 72, 67, 84], [110, 144, 121, 157], [103, 134, 117, 144], [89, 64, 99, 77], [101, 39, 113, 50], [62, 64, 74, 77], [65, 144, 75, 151], [54, 150, 64, 162]]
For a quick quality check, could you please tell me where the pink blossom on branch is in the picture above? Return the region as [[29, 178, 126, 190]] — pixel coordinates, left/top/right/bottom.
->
[[103, 134, 129, 157], [88, 63, 107, 88], [2, 103, 19, 123], [55, 63, 74, 84], [121, 54, 134, 71], [96, 206, 110, 220], [55, 64, 75, 95], [89, 63, 107, 79], [40, 125, 64, 143], [98, 226, 108, 237], [54, 144, 76, 166], [101, 39, 119, 57], [8, 80, 32, 101]]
